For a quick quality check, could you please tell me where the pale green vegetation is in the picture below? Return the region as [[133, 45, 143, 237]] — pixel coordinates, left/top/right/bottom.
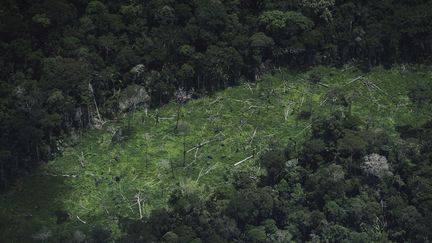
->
[[1, 66, 431, 241]]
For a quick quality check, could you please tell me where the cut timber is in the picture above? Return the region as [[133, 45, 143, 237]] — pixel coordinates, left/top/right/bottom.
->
[[342, 65, 355, 72], [284, 103, 293, 120], [246, 83, 253, 93], [318, 83, 330, 88], [59, 174, 77, 178], [196, 163, 219, 182], [234, 154, 254, 166], [184, 148, 200, 169], [294, 124, 312, 138], [344, 76, 364, 86], [249, 128, 257, 145], [233, 98, 252, 102], [78, 151, 85, 167], [320, 97, 328, 106], [88, 83, 102, 123], [194, 148, 199, 161], [195, 167, 205, 183], [43, 173, 78, 178], [187, 140, 211, 153], [76, 216, 87, 224], [134, 193, 144, 219], [209, 96, 222, 105]]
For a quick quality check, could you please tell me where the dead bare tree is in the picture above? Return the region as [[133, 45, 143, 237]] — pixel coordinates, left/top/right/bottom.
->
[[234, 154, 254, 166], [160, 159, 175, 178], [362, 153, 392, 178], [134, 192, 145, 219], [119, 85, 150, 131], [88, 83, 104, 128], [78, 151, 85, 167], [143, 133, 151, 168], [177, 121, 190, 166], [174, 88, 192, 132]]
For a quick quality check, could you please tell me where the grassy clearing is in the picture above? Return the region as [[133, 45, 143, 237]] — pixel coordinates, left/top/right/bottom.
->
[[1, 66, 431, 241]]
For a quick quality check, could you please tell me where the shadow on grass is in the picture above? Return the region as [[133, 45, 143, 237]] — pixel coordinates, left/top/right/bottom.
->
[[0, 173, 72, 242]]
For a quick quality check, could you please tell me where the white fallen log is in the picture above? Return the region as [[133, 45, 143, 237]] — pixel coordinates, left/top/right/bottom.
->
[[345, 76, 364, 86], [187, 140, 211, 153], [134, 193, 144, 219], [249, 128, 257, 145], [78, 151, 85, 167], [209, 96, 222, 105], [246, 83, 253, 93], [196, 163, 219, 182], [195, 167, 205, 183], [76, 216, 87, 224], [44, 173, 78, 178], [234, 155, 254, 166], [318, 83, 330, 88]]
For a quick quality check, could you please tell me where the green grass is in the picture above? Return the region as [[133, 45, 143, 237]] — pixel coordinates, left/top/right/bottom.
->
[[1, 66, 431, 241]]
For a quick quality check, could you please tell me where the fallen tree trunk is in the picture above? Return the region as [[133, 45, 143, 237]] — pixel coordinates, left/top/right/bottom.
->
[[234, 154, 254, 166], [187, 140, 211, 153]]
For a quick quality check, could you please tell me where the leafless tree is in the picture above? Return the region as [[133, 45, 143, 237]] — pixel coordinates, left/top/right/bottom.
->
[[174, 87, 192, 131], [176, 121, 190, 166], [119, 85, 150, 131], [143, 133, 151, 168], [88, 83, 104, 129], [362, 153, 392, 178], [134, 192, 145, 219]]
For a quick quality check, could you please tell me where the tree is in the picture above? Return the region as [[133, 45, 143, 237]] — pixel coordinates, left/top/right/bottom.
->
[[32, 14, 51, 28], [116, 47, 139, 72], [260, 150, 286, 185], [408, 82, 432, 126], [204, 45, 244, 89], [259, 10, 313, 37], [249, 32, 274, 65], [176, 121, 189, 167], [245, 226, 266, 243], [143, 133, 151, 168], [408, 82, 432, 110], [361, 153, 392, 179], [227, 187, 274, 227], [177, 64, 195, 88], [337, 130, 367, 160], [173, 88, 191, 132], [300, 0, 336, 22], [259, 10, 290, 34], [240, 0, 266, 13], [85, 0, 125, 33], [0, 150, 11, 188], [119, 84, 150, 131]]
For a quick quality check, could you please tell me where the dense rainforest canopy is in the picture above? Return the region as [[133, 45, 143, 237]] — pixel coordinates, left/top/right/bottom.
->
[[1, 0, 432, 188], [1, 1, 432, 242]]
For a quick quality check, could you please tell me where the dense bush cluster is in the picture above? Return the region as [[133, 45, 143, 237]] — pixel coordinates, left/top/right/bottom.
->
[[1, 0, 432, 188], [115, 113, 432, 242]]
